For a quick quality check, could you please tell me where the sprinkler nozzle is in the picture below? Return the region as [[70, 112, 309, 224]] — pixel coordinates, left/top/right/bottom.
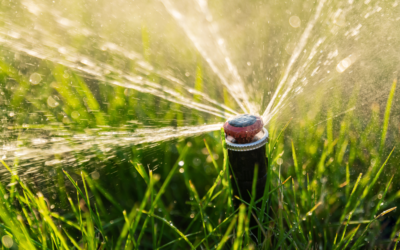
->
[[223, 114, 264, 143]]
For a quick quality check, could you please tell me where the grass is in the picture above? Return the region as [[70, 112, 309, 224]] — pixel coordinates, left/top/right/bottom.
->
[[1, 1, 400, 248], [0, 76, 398, 249], [0, 54, 399, 249]]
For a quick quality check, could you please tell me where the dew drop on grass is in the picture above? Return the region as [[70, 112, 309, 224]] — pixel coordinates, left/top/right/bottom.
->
[[289, 16, 301, 28], [308, 212, 312, 216], [30, 73, 42, 85], [63, 116, 70, 124], [9, 112, 14, 117], [2, 235, 13, 248], [71, 111, 80, 119], [193, 158, 201, 166], [277, 158, 283, 165], [179, 168, 184, 173], [47, 96, 59, 108], [91, 171, 100, 180], [4, 194, 9, 200], [178, 161, 184, 166]]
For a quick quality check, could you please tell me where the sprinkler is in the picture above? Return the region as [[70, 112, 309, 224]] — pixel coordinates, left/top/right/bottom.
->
[[223, 114, 269, 236]]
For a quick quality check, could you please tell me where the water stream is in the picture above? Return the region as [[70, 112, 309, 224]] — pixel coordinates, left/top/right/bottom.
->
[[1, 0, 400, 179]]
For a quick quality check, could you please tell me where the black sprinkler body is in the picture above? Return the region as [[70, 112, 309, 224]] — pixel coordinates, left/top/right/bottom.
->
[[223, 114, 269, 237]]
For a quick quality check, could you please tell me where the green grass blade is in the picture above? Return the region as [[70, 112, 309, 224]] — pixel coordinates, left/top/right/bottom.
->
[[140, 210, 195, 249], [380, 79, 396, 154], [194, 208, 239, 248], [233, 204, 246, 250], [216, 215, 237, 250], [204, 138, 219, 171], [189, 180, 209, 249], [371, 174, 394, 219], [342, 224, 361, 250]]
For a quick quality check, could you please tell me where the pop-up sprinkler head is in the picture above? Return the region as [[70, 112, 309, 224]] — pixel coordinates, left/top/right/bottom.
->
[[223, 114, 264, 143], [223, 114, 269, 238]]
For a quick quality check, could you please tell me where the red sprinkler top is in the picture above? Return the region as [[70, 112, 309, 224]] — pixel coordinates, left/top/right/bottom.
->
[[223, 114, 264, 144]]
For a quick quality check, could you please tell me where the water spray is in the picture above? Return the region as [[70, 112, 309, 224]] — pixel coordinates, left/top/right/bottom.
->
[[223, 114, 269, 229]]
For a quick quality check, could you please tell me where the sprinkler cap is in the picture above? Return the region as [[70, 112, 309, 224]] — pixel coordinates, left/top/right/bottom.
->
[[223, 114, 264, 144]]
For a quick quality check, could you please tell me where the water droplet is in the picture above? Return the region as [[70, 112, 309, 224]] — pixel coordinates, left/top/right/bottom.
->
[[308, 212, 312, 216], [285, 42, 296, 55], [336, 55, 355, 73], [178, 161, 184, 166], [29, 73, 42, 85], [289, 16, 301, 28], [50, 204, 55, 209], [62, 116, 70, 124], [193, 158, 201, 167], [71, 111, 80, 119], [47, 96, 59, 108], [9, 112, 15, 117], [2, 235, 13, 248], [91, 171, 100, 180], [4, 194, 9, 200], [277, 158, 283, 165], [179, 168, 184, 173]]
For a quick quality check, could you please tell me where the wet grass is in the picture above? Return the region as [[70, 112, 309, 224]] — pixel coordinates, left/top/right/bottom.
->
[[0, 75, 399, 249], [0, 13, 400, 248]]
